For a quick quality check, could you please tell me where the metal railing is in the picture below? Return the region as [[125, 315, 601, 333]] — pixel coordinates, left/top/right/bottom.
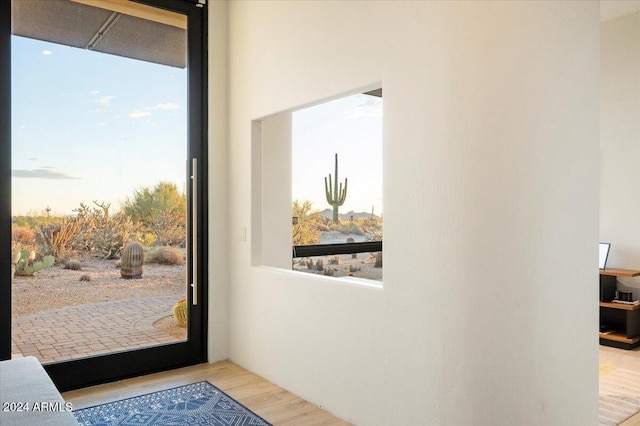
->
[[293, 241, 382, 258]]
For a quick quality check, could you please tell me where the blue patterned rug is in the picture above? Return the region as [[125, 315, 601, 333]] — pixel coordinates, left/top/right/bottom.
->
[[73, 381, 271, 425]]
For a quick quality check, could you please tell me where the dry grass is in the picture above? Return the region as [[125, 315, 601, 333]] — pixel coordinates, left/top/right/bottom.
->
[[146, 246, 184, 265]]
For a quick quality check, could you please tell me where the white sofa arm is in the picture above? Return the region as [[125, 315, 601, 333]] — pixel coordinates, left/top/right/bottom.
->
[[0, 356, 79, 425]]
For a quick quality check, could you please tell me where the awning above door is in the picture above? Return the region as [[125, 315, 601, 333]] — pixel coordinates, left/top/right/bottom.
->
[[12, 0, 187, 68]]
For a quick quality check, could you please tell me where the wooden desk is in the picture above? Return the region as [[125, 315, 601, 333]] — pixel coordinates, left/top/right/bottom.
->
[[599, 268, 640, 278], [599, 269, 640, 302], [599, 268, 640, 350]]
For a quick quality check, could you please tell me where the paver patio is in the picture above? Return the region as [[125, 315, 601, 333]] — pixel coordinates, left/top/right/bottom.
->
[[11, 296, 183, 363]]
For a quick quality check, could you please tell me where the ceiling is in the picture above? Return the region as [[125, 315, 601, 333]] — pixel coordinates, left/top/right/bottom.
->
[[11, 0, 639, 65], [600, 0, 640, 22], [11, 0, 187, 68]]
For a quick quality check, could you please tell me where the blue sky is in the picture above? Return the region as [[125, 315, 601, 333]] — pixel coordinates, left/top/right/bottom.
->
[[11, 35, 187, 216], [292, 94, 383, 215], [11, 35, 382, 217]]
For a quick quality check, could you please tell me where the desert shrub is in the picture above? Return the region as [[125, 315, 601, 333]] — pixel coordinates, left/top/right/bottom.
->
[[328, 255, 340, 265], [146, 246, 183, 265], [73, 202, 140, 259], [12, 211, 59, 229], [92, 213, 139, 259], [316, 223, 330, 232], [72, 203, 101, 252], [142, 232, 156, 247], [348, 224, 366, 235], [79, 274, 91, 282], [12, 225, 36, 248], [327, 217, 382, 239], [331, 221, 365, 236], [147, 210, 186, 247], [362, 217, 383, 241], [366, 229, 383, 242], [35, 218, 82, 259], [122, 182, 186, 246], [292, 200, 322, 245]]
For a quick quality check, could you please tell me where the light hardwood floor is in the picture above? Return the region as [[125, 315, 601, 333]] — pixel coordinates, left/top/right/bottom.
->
[[621, 413, 640, 426], [62, 361, 350, 425], [601, 346, 640, 426], [63, 351, 640, 426]]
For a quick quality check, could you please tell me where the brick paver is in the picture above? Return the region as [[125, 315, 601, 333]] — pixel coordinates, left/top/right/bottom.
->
[[11, 296, 183, 363]]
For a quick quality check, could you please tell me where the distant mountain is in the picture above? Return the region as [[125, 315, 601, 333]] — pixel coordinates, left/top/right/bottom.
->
[[319, 209, 381, 221]]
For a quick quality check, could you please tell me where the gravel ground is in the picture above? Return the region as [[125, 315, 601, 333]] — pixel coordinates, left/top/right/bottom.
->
[[12, 256, 188, 338], [292, 252, 383, 280], [11, 257, 186, 317]]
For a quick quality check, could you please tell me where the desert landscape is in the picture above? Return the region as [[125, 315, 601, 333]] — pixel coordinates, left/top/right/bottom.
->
[[11, 253, 188, 352], [9, 192, 381, 361]]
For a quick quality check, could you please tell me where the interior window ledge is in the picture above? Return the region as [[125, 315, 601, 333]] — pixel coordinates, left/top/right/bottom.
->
[[255, 265, 383, 290]]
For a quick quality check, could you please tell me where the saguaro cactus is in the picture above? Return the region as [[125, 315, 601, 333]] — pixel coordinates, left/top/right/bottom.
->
[[324, 153, 348, 222]]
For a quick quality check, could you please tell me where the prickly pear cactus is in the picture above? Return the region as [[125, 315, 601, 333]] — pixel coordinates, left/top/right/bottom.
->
[[173, 299, 187, 327], [14, 250, 55, 277], [120, 241, 145, 279]]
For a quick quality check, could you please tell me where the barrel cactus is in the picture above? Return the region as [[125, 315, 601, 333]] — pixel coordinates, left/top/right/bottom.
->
[[120, 241, 145, 279], [173, 299, 187, 327], [64, 259, 82, 270]]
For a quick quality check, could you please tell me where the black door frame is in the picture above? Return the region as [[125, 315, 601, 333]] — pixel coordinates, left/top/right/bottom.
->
[[0, 0, 208, 391]]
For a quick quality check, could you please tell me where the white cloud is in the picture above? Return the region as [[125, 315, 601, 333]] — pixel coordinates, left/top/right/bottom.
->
[[89, 90, 99, 95], [97, 122, 107, 127], [129, 102, 181, 119], [42, 50, 52, 56], [346, 101, 383, 119], [12, 168, 81, 180], [97, 95, 116, 105], [151, 103, 180, 110], [130, 110, 152, 119]]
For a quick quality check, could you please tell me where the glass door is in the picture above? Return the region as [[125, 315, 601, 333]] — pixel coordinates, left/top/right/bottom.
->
[[3, 0, 207, 390]]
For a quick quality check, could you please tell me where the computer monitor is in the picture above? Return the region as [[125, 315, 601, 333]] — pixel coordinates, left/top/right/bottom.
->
[[599, 242, 611, 270]]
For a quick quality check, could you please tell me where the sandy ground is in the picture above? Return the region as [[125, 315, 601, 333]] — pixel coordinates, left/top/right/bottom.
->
[[11, 256, 187, 338]]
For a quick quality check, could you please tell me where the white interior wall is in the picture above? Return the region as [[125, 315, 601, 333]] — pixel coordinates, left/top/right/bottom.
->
[[258, 111, 292, 270], [222, 1, 600, 424], [600, 11, 640, 298], [207, 0, 229, 362]]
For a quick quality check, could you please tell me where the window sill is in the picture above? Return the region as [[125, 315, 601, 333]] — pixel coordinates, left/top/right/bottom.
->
[[255, 265, 383, 291]]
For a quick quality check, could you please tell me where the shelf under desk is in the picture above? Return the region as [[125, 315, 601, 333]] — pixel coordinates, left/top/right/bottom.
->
[[599, 268, 640, 349]]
